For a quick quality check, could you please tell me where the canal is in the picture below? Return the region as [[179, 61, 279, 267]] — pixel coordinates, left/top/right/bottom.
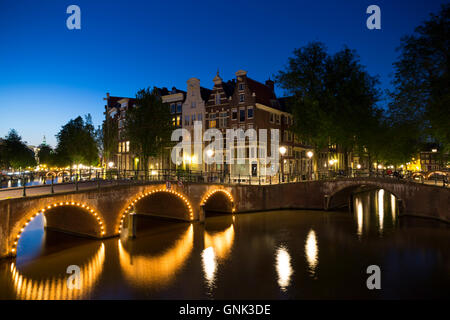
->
[[0, 189, 448, 299]]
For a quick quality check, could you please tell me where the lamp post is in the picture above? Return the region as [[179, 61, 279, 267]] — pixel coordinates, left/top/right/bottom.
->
[[279, 146, 287, 183], [206, 149, 214, 182], [307, 150, 313, 180]]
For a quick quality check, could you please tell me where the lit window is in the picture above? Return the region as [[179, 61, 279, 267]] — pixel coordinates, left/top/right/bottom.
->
[[210, 120, 217, 128], [126, 141, 130, 152]]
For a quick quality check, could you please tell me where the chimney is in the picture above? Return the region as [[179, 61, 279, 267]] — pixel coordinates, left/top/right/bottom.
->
[[265, 79, 274, 92]]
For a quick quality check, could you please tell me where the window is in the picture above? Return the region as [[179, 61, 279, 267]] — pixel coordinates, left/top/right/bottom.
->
[[198, 113, 203, 121], [170, 103, 176, 114], [126, 141, 130, 152], [191, 114, 196, 125], [247, 107, 254, 119], [239, 94, 245, 103], [185, 116, 190, 126], [191, 102, 196, 108], [270, 113, 274, 123], [239, 83, 244, 91], [176, 115, 181, 126], [176, 102, 182, 113], [210, 120, 217, 128], [276, 114, 280, 124], [231, 108, 237, 120], [172, 116, 177, 126], [239, 109, 245, 122], [118, 143, 122, 153], [216, 94, 221, 105]]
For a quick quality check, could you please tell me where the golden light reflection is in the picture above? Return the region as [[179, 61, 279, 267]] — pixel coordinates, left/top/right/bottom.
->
[[391, 194, 397, 224], [275, 245, 292, 291], [305, 230, 318, 276], [202, 246, 217, 288], [378, 189, 385, 232], [204, 224, 235, 260], [356, 198, 363, 236], [202, 224, 235, 289], [10, 243, 105, 300], [118, 225, 193, 287]]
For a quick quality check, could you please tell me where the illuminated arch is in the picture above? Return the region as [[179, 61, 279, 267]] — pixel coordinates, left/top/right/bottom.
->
[[117, 189, 194, 234], [200, 189, 235, 213], [57, 171, 71, 177], [11, 202, 106, 255], [45, 171, 57, 178], [10, 243, 105, 300], [118, 225, 193, 286], [426, 171, 449, 179], [327, 182, 404, 212]]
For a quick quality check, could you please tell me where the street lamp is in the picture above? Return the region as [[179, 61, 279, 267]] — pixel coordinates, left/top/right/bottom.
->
[[108, 161, 114, 169], [279, 146, 287, 182], [306, 150, 313, 180]]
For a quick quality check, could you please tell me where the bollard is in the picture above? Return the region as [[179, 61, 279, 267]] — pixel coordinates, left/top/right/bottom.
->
[[51, 178, 54, 194], [22, 185, 26, 197]]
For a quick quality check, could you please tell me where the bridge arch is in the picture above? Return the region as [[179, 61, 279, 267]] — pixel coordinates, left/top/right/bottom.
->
[[326, 182, 404, 212], [117, 189, 194, 234], [201, 189, 235, 214], [10, 201, 106, 255]]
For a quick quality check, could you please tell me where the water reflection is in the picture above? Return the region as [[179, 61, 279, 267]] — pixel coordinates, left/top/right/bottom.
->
[[10, 243, 105, 300], [378, 189, 385, 233], [353, 189, 398, 237], [202, 247, 217, 289], [305, 230, 318, 276], [275, 245, 292, 291], [391, 194, 397, 224], [202, 222, 235, 291], [118, 224, 193, 288], [356, 198, 364, 236]]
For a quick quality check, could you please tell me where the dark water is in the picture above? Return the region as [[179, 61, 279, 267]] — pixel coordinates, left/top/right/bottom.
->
[[0, 189, 448, 299]]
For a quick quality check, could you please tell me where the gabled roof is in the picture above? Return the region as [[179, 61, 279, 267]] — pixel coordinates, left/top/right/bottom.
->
[[200, 87, 212, 102], [246, 77, 279, 109], [222, 80, 236, 98]]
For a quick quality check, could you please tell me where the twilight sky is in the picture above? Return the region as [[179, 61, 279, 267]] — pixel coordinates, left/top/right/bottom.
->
[[0, 0, 446, 147]]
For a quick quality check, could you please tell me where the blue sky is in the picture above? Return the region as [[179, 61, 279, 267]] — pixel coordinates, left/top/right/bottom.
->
[[0, 0, 446, 147]]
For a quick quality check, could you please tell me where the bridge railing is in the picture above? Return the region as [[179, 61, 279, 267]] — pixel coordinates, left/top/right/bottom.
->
[[0, 168, 448, 198]]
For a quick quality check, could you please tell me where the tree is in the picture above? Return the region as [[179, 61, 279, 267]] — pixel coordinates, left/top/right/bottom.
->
[[1, 129, 36, 170], [124, 87, 172, 171], [54, 115, 99, 167], [99, 116, 118, 166], [276, 42, 381, 173], [390, 4, 450, 153], [37, 144, 54, 166]]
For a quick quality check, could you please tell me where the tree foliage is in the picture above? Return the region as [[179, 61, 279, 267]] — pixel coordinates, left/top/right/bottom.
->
[[390, 4, 449, 153], [124, 87, 172, 170], [37, 143, 54, 166], [0, 129, 36, 169], [100, 115, 118, 164], [54, 115, 99, 166], [276, 42, 381, 170]]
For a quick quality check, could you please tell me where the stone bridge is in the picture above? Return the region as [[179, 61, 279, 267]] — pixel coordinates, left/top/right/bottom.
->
[[0, 178, 448, 259]]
